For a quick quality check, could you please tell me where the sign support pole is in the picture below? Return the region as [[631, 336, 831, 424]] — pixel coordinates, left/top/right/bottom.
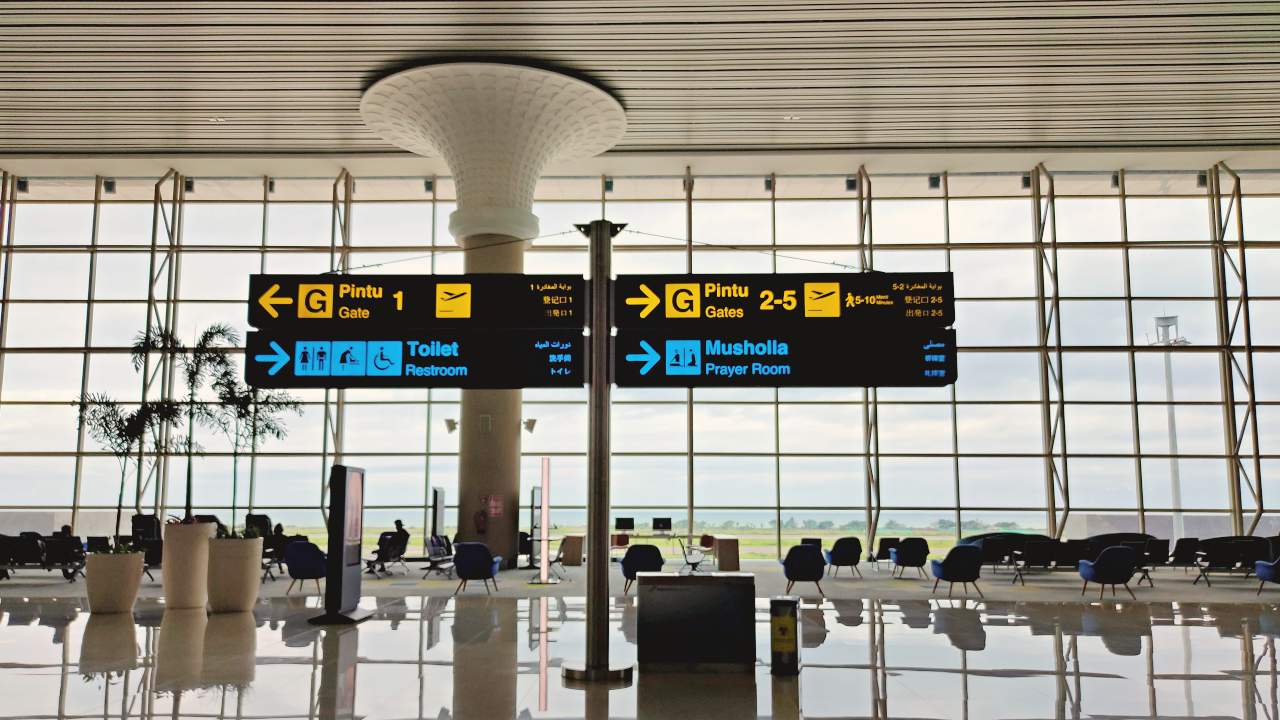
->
[[564, 219, 631, 686]]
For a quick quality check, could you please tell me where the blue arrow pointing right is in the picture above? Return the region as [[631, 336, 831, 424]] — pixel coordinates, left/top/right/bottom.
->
[[254, 340, 290, 376], [625, 340, 660, 376]]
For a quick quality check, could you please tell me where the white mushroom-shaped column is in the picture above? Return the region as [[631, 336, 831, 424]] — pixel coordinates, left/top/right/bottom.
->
[[360, 63, 625, 565]]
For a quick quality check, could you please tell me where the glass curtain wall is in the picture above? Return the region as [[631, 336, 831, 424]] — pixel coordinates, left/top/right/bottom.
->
[[0, 169, 1276, 557]]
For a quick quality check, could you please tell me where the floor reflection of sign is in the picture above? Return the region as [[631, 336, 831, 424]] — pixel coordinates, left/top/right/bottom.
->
[[664, 340, 701, 375], [365, 341, 402, 376], [487, 494, 503, 517], [295, 341, 331, 376], [331, 341, 365, 376]]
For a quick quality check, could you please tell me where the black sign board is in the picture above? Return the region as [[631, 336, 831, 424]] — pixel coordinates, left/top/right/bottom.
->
[[248, 274, 583, 330], [246, 329, 583, 389], [613, 327, 956, 387], [613, 272, 952, 328]]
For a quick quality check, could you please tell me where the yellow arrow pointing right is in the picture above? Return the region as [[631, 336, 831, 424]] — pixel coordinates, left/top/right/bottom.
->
[[625, 283, 661, 318], [258, 283, 294, 319]]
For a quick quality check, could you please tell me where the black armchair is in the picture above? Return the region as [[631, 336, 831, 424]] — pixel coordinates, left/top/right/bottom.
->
[[930, 544, 983, 597], [1168, 537, 1200, 572], [870, 537, 899, 569], [620, 544, 665, 593], [824, 537, 862, 577], [781, 544, 826, 595], [889, 537, 930, 578]]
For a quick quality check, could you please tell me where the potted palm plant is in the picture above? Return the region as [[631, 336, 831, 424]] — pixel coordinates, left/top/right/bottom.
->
[[204, 368, 301, 612], [131, 323, 238, 609], [78, 394, 181, 613]]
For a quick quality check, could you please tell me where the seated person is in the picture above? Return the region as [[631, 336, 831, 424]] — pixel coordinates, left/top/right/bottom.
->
[[365, 520, 410, 574], [52, 525, 73, 539]]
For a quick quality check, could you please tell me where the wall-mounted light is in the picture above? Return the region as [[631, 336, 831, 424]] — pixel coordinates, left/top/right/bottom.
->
[[523, 418, 538, 434], [1111, 172, 1120, 189], [102, 178, 117, 194], [424, 178, 434, 193], [443, 418, 458, 434], [268, 178, 276, 194], [15, 178, 29, 193], [845, 176, 858, 192], [1020, 173, 1031, 189], [184, 177, 195, 193], [763, 176, 773, 192], [1196, 171, 1208, 188], [928, 174, 941, 190], [603, 177, 614, 193]]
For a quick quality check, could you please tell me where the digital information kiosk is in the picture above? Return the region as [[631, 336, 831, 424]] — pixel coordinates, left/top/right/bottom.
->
[[309, 464, 372, 625]]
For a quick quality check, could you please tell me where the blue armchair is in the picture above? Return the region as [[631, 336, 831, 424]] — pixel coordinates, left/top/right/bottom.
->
[[1257, 559, 1280, 595], [889, 537, 930, 579], [620, 544, 665, 593], [780, 544, 826, 595], [453, 542, 503, 595], [930, 544, 984, 598], [824, 537, 862, 577], [284, 541, 326, 595], [1079, 545, 1138, 600]]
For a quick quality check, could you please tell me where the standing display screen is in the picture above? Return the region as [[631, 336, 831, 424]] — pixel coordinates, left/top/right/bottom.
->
[[343, 469, 364, 568]]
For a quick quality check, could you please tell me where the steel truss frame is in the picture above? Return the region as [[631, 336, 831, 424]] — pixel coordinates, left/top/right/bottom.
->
[[135, 170, 184, 520], [1209, 163, 1263, 535], [1032, 163, 1070, 538]]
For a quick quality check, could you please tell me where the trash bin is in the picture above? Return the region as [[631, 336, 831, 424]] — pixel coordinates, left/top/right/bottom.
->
[[770, 596, 800, 675]]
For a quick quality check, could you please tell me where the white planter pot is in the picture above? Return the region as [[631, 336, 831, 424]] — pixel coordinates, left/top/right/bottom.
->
[[201, 612, 257, 688], [79, 612, 138, 674], [163, 522, 216, 609], [156, 609, 207, 693], [207, 537, 264, 613], [85, 552, 144, 614]]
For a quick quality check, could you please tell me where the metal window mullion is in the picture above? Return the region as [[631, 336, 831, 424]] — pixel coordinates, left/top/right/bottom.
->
[[944, 172, 962, 541], [1118, 170, 1147, 534], [422, 175, 437, 548], [70, 176, 103, 531], [0, 173, 15, 411], [249, 175, 270, 515], [769, 172, 782, 557], [858, 166, 881, 553], [686, 165, 696, 540]]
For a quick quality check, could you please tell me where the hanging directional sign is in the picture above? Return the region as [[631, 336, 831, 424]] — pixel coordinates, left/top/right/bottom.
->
[[246, 330, 584, 389], [613, 272, 952, 328], [613, 327, 956, 387], [248, 274, 584, 330]]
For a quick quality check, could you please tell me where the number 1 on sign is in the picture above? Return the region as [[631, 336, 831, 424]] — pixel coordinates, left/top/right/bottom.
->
[[393, 290, 403, 311]]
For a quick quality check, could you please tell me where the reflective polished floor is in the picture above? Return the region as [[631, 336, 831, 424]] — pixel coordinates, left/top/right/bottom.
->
[[4, 595, 1280, 719]]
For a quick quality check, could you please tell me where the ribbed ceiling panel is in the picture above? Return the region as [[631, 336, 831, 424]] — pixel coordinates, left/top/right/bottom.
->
[[1, 1, 1278, 154]]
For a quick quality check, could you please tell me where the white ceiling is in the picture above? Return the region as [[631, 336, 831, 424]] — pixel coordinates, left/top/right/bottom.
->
[[1, 1, 1279, 173]]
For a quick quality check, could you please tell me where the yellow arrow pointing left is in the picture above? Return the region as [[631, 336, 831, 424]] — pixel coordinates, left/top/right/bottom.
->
[[625, 283, 661, 318], [258, 283, 294, 319]]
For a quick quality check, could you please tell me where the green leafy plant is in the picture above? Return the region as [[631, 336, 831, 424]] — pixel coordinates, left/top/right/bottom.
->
[[210, 367, 301, 535], [77, 394, 182, 549], [131, 323, 238, 521]]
